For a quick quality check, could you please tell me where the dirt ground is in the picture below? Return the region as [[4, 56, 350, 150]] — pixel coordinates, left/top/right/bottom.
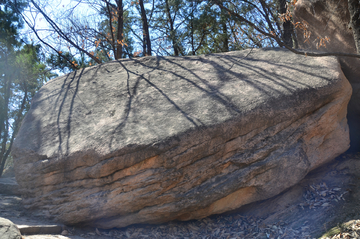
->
[[1, 151, 360, 239]]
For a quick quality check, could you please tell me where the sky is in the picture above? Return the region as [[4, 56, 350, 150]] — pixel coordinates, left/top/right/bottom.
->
[[20, 0, 100, 75]]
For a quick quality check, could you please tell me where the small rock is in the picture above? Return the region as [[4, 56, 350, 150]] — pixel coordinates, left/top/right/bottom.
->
[[257, 232, 268, 239], [61, 230, 68, 235], [0, 217, 22, 239]]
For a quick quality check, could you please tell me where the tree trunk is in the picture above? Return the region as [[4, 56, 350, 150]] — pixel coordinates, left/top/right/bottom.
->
[[190, 1, 195, 55], [139, 0, 151, 56], [221, 9, 229, 52], [191, 18, 195, 55], [348, 0, 360, 54], [165, 0, 179, 56], [115, 0, 124, 59], [279, 0, 293, 47], [105, 2, 117, 55], [0, 54, 11, 178]]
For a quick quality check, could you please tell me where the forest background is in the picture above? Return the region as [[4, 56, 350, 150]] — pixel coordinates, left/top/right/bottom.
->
[[0, 0, 360, 177]]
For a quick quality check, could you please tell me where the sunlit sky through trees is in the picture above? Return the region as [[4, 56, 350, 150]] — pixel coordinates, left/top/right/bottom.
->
[[21, 0, 282, 75], [21, 0, 168, 76]]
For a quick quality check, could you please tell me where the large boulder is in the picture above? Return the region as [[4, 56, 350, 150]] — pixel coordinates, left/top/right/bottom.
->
[[12, 48, 351, 229], [0, 217, 22, 239], [293, 0, 360, 151]]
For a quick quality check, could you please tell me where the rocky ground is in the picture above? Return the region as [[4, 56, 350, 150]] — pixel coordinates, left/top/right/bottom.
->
[[1, 151, 360, 239]]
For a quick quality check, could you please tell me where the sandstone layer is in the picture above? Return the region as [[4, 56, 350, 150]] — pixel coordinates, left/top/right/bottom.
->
[[12, 48, 351, 228], [293, 0, 360, 150]]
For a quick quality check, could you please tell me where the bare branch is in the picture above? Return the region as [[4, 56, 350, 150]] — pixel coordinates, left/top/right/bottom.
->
[[29, 0, 102, 64], [212, 0, 360, 59]]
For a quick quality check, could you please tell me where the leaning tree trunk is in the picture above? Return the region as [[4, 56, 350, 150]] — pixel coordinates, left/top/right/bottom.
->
[[348, 0, 360, 53], [139, 0, 151, 56]]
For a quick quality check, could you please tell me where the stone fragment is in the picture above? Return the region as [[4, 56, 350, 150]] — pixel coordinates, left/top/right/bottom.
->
[[16, 224, 63, 235], [12, 48, 351, 228], [0, 217, 22, 239]]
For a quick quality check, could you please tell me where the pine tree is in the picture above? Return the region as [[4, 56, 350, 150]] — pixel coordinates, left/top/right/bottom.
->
[[0, 0, 52, 177]]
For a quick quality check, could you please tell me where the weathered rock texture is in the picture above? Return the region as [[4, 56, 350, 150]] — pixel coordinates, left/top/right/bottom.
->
[[293, 0, 360, 150], [0, 217, 22, 239], [0, 177, 20, 196], [12, 48, 351, 228]]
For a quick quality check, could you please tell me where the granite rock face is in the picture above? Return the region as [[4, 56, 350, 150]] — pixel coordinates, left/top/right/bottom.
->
[[0, 217, 22, 239], [293, 0, 360, 150], [12, 48, 351, 228]]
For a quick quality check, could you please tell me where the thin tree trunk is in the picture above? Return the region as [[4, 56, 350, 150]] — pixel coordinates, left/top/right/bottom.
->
[[106, 2, 117, 55], [190, 1, 195, 55], [222, 22, 229, 52], [279, 0, 292, 47], [191, 18, 195, 55], [139, 0, 151, 56], [0, 154, 5, 178], [348, 0, 360, 53], [0, 54, 11, 178], [221, 9, 229, 52], [165, 0, 179, 56], [115, 0, 124, 59]]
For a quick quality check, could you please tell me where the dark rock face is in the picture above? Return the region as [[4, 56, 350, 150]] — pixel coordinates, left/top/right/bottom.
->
[[0, 217, 22, 239], [12, 48, 351, 228], [0, 177, 20, 196], [293, 0, 360, 151]]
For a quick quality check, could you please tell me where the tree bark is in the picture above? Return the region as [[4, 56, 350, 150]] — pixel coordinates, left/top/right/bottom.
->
[[279, 0, 293, 47], [220, 8, 229, 52], [115, 0, 124, 59], [105, 2, 117, 56], [190, 1, 195, 55], [165, 0, 179, 56], [139, 0, 151, 56], [0, 54, 10, 178], [0, 52, 13, 178], [348, 0, 360, 54]]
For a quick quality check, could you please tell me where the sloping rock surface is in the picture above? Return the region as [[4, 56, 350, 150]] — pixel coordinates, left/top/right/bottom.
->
[[12, 48, 351, 228]]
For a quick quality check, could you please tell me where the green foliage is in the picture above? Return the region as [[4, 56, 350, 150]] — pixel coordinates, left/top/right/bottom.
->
[[46, 51, 82, 74], [0, 0, 52, 177], [0, 0, 27, 46], [191, 4, 231, 55]]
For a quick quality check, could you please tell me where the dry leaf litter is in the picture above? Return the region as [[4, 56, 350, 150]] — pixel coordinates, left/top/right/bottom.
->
[[52, 181, 350, 239]]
